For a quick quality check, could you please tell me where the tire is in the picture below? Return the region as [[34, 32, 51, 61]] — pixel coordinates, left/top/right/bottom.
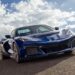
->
[[0, 51, 3, 60], [13, 43, 23, 63], [0, 44, 4, 60], [64, 50, 72, 55]]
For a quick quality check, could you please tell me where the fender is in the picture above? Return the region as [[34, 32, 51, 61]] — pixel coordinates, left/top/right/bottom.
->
[[15, 39, 26, 58]]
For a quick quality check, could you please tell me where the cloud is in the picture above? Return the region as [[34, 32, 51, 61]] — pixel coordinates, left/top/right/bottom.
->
[[13, 0, 75, 26], [60, 0, 75, 11], [0, 2, 6, 15], [0, 0, 75, 39], [10, 0, 75, 26]]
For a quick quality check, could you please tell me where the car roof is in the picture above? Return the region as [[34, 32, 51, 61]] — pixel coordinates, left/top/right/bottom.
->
[[15, 25, 49, 30]]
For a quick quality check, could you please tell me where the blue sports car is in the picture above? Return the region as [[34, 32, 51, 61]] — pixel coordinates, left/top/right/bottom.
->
[[0, 25, 75, 63]]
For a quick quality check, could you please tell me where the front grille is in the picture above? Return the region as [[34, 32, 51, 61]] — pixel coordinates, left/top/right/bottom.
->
[[40, 41, 70, 53]]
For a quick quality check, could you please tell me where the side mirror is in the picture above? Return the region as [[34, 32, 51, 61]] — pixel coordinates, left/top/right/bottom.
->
[[55, 27, 59, 30], [5, 35, 11, 39]]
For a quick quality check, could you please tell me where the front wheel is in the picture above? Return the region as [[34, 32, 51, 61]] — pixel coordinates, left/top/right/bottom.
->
[[0, 44, 4, 60], [13, 43, 23, 63], [0, 51, 3, 60]]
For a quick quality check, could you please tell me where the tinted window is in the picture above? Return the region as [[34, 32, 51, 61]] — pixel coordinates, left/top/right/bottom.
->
[[18, 29, 31, 34], [37, 26, 52, 33], [15, 25, 53, 36], [16, 28, 32, 36]]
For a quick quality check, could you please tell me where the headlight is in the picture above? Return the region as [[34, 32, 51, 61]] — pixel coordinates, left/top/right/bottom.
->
[[19, 38, 29, 42], [19, 37, 41, 42]]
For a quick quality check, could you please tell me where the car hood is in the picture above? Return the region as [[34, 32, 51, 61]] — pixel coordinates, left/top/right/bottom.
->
[[28, 31, 59, 41], [15, 31, 60, 42], [29, 31, 59, 37]]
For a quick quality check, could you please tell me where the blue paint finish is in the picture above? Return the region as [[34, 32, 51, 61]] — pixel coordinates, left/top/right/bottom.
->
[[13, 36, 75, 59], [19, 48, 26, 58], [15, 39, 26, 58], [15, 39, 24, 48], [12, 37, 75, 60]]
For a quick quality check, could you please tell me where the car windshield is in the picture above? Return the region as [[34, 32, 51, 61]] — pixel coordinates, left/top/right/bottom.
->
[[15, 25, 54, 36]]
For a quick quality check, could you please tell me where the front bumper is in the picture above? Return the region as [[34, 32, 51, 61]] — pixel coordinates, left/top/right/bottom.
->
[[24, 37, 75, 57], [26, 47, 75, 59], [16, 36, 75, 58]]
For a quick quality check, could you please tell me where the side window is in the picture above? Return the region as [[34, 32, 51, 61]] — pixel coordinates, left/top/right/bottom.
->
[[37, 26, 50, 33], [39, 27, 48, 31], [17, 29, 31, 35], [16, 28, 32, 36]]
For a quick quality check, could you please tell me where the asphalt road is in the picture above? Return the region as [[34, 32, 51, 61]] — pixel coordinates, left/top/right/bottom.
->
[[0, 53, 75, 75]]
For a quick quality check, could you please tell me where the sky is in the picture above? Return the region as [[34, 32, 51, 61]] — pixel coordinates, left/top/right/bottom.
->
[[0, 0, 75, 39]]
